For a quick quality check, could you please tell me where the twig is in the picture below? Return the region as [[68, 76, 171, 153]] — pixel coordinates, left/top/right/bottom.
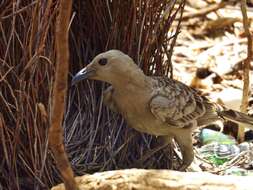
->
[[49, 0, 78, 190], [0, 1, 37, 20], [180, 1, 227, 20], [167, 0, 185, 78], [237, 0, 252, 142]]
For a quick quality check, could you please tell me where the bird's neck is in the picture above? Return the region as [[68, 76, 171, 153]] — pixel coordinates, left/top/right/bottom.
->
[[111, 69, 150, 93]]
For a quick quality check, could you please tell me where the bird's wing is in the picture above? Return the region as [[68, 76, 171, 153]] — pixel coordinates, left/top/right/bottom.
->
[[149, 77, 207, 127]]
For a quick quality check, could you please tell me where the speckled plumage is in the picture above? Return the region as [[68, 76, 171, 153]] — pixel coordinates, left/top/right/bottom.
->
[[73, 50, 253, 170]]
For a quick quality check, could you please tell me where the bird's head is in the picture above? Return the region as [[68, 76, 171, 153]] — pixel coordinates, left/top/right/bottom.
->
[[71, 50, 142, 86]]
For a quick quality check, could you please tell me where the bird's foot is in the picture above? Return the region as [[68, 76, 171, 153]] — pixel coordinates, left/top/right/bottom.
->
[[177, 161, 191, 171]]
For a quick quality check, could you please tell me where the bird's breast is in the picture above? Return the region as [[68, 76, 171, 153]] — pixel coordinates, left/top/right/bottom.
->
[[113, 91, 149, 118], [112, 90, 172, 136]]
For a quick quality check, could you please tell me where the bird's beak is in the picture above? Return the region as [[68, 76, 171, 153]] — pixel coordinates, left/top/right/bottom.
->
[[71, 66, 96, 86]]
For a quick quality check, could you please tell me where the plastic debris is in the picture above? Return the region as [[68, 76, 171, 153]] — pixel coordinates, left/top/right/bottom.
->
[[225, 167, 253, 176], [199, 128, 236, 145], [198, 129, 253, 166], [199, 143, 240, 165]]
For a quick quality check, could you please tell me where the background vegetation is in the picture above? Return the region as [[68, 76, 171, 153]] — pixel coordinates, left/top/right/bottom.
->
[[0, 1, 184, 189]]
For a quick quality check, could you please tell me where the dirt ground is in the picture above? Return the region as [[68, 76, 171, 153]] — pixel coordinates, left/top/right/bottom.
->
[[171, 0, 253, 174]]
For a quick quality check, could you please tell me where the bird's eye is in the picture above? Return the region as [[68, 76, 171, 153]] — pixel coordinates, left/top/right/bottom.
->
[[98, 58, 108, 66]]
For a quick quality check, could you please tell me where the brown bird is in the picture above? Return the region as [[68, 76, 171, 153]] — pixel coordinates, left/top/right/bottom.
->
[[72, 50, 253, 170]]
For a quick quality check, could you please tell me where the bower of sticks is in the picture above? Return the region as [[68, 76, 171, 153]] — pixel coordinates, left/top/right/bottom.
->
[[1, 0, 253, 190]]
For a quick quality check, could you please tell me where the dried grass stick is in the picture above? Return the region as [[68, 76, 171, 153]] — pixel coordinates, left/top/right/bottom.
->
[[238, 0, 252, 142], [49, 0, 78, 189]]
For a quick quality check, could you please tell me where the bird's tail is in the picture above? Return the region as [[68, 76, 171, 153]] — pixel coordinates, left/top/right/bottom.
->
[[218, 107, 253, 130]]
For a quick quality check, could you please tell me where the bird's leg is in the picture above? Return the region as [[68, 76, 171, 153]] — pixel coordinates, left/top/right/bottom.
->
[[159, 135, 175, 169], [174, 128, 194, 171], [158, 135, 173, 146]]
